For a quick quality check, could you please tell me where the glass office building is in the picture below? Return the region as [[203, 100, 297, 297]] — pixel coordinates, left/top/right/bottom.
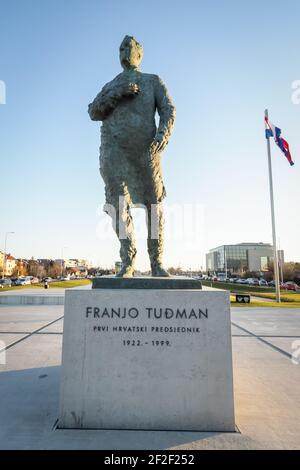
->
[[206, 243, 275, 275]]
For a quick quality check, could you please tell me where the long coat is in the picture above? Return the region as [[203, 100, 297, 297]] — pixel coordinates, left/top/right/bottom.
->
[[88, 70, 176, 208]]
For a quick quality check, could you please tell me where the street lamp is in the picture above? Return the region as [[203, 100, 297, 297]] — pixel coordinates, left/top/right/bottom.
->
[[2, 231, 15, 279], [61, 246, 68, 278]]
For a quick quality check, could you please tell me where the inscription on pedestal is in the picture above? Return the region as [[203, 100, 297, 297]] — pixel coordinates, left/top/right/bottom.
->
[[59, 288, 235, 431]]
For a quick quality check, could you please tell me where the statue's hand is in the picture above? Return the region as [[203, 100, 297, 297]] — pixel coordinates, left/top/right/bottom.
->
[[150, 134, 167, 154], [121, 82, 140, 97]]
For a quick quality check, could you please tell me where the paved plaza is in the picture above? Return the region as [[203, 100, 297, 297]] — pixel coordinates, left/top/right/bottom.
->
[[0, 302, 300, 449]]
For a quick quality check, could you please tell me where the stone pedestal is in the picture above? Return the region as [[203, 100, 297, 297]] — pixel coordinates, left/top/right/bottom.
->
[[59, 284, 235, 431]]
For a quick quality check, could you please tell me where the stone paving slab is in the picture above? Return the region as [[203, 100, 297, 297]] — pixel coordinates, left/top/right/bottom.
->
[[231, 308, 300, 336], [265, 337, 299, 356], [0, 333, 28, 349], [0, 334, 62, 372], [231, 325, 250, 336], [0, 305, 64, 333], [40, 319, 64, 334]]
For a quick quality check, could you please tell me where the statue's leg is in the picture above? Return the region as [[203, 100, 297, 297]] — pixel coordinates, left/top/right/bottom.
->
[[146, 202, 169, 277], [114, 194, 137, 278]]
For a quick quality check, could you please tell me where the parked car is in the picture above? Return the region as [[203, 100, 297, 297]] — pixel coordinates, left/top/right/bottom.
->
[[284, 281, 300, 291], [268, 280, 288, 289], [247, 278, 259, 286], [237, 278, 248, 284], [0, 278, 12, 288], [30, 277, 39, 284], [14, 277, 27, 286], [259, 279, 268, 286]]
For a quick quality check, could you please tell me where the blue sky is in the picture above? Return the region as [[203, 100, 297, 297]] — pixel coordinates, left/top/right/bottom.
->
[[0, 0, 299, 270]]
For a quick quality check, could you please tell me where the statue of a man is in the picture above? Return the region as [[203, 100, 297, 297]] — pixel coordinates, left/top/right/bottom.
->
[[88, 35, 176, 277]]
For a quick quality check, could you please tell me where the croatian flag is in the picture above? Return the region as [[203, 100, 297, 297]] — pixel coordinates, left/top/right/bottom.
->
[[265, 116, 294, 166]]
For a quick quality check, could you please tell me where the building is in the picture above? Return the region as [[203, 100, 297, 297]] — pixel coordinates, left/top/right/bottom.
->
[[64, 259, 92, 269], [0, 253, 17, 276], [206, 243, 280, 275], [0, 251, 4, 276], [78, 259, 92, 270], [37, 259, 53, 268], [64, 259, 77, 268]]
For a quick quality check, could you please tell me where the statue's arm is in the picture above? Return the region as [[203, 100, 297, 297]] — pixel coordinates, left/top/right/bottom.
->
[[88, 81, 121, 121], [88, 79, 140, 121], [151, 76, 176, 153]]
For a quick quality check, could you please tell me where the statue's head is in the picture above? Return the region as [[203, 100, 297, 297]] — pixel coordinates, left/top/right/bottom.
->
[[119, 35, 143, 71]]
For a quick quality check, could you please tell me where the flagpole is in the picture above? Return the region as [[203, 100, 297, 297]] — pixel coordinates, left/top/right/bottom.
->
[[265, 109, 280, 303]]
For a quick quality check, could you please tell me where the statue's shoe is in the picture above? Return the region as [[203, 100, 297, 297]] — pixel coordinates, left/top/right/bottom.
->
[[116, 265, 135, 278], [151, 265, 170, 277]]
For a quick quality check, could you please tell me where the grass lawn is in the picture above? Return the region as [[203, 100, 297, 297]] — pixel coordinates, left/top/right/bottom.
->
[[0, 284, 43, 292], [230, 295, 300, 308], [202, 281, 300, 308], [0, 279, 91, 292], [49, 280, 91, 288], [248, 292, 300, 302], [202, 280, 275, 294]]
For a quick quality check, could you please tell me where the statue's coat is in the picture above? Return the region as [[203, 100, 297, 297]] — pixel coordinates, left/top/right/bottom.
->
[[88, 70, 175, 207]]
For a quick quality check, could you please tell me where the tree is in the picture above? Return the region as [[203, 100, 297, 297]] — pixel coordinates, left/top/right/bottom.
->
[[168, 266, 183, 275], [14, 260, 28, 277], [36, 265, 46, 279], [48, 262, 62, 279], [242, 271, 260, 279], [27, 259, 40, 277], [282, 262, 300, 283]]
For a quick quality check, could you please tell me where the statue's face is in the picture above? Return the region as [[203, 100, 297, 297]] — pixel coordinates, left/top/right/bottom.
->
[[119, 36, 143, 70]]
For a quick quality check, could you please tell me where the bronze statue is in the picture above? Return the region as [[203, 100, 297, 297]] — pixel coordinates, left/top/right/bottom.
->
[[88, 35, 176, 277]]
